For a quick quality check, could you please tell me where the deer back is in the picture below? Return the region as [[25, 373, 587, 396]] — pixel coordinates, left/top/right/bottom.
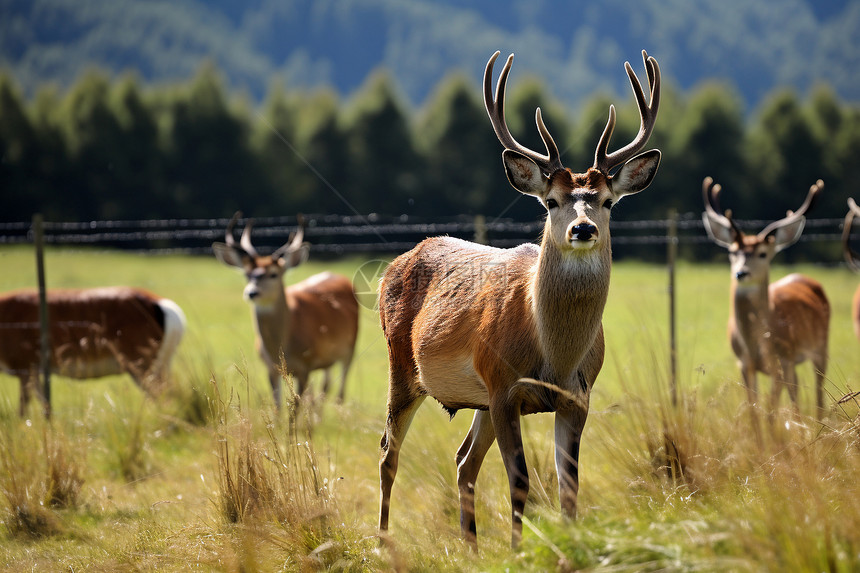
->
[[767, 274, 830, 364], [283, 272, 358, 373]]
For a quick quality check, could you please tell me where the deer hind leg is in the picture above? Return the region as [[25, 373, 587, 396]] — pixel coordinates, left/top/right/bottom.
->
[[456, 409, 496, 548], [489, 394, 528, 549], [378, 387, 425, 534], [813, 353, 828, 418], [336, 353, 353, 404], [782, 360, 800, 412], [321, 368, 332, 397]]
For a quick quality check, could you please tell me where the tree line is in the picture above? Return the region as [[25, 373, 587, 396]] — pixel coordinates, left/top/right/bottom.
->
[[1, 61, 859, 237]]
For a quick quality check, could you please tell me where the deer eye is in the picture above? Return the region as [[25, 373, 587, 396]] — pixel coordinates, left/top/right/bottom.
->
[[603, 199, 613, 209], [546, 198, 558, 209], [758, 252, 767, 259]]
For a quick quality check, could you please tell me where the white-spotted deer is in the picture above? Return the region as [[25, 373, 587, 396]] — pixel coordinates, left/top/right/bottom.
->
[[212, 213, 358, 410], [702, 177, 830, 419], [0, 287, 186, 416], [377, 50, 661, 548], [841, 197, 860, 341]]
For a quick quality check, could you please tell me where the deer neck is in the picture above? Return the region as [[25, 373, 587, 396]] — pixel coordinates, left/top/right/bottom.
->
[[252, 288, 290, 357], [731, 274, 771, 342], [532, 233, 611, 380]]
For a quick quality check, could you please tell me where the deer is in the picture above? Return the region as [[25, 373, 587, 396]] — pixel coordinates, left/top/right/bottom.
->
[[701, 177, 830, 420], [377, 50, 661, 549], [841, 197, 860, 342], [212, 213, 359, 411], [0, 286, 186, 416]]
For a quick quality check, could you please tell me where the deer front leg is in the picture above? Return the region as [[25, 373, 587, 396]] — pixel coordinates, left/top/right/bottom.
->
[[555, 406, 588, 519], [489, 395, 528, 549], [740, 360, 762, 443], [456, 409, 496, 548], [268, 366, 283, 409]]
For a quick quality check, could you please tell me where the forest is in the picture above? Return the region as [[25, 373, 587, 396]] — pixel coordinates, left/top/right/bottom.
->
[[1, 59, 859, 232]]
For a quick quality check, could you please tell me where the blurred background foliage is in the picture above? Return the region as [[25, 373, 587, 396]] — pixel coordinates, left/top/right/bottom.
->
[[1, 61, 859, 227], [2, 0, 860, 229]]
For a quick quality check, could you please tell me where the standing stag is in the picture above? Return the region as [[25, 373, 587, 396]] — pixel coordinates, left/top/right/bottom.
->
[[212, 213, 358, 410], [377, 50, 661, 548], [0, 287, 186, 416], [702, 177, 830, 419], [841, 197, 860, 341]]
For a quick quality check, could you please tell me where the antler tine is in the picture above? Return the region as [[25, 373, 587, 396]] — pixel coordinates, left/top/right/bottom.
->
[[483, 51, 563, 176], [291, 214, 305, 250], [239, 218, 259, 259], [594, 50, 661, 174], [703, 177, 730, 226], [272, 214, 306, 259], [225, 211, 242, 249], [759, 179, 823, 239], [702, 176, 743, 241], [842, 197, 860, 271]]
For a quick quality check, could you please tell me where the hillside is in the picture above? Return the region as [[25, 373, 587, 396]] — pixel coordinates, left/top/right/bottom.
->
[[2, 0, 859, 109]]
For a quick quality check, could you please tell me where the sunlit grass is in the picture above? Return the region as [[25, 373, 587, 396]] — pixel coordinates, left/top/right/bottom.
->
[[1, 245, 859, 570]]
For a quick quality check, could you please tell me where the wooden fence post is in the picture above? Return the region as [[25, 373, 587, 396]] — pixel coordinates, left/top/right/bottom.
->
[[667, 209, 678, 407], [33, 214, 52, 418]]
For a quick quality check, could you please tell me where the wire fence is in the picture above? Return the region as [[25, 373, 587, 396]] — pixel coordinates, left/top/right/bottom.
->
[[0, 213, 852, 256]]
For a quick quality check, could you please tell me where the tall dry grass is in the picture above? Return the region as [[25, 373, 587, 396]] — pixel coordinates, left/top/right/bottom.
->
[[0, 412, 85, 538]]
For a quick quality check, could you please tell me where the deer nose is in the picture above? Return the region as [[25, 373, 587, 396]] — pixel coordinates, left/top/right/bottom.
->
[[735, 270, 750, 281], [568, 222, 598, 242], [244, 285, 261, 301]]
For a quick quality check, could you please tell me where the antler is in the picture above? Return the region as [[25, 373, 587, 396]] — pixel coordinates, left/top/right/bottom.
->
[[224, 211, 260, 258], [483, 51, 563, 176], [272, 214, 306, 260], [843, 197, 860, 271], [758, 179, 823, 240], [702, 176, 742, 239], [594, 50, 661, 175], [238, 218, 260, 259], [223, 211, 256, 257]]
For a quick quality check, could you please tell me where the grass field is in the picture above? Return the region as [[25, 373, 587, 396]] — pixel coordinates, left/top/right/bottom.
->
[[1, 245, 859, 572]]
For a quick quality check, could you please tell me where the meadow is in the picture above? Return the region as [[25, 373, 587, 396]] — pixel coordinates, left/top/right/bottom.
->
[[1, 244, 859, 572]]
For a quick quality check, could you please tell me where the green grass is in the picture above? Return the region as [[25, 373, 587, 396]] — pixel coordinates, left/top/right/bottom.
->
[[1, 245, 859, 571]]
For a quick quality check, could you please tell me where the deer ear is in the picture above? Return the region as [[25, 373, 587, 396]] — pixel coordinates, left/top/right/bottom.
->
[[502, 149, 548, 197], [768, 217, 806, 253], [280, 244, 310, 269], [212, 242, 250, 269], [610, 149, 661, 198], [701, 213, 736, 249]]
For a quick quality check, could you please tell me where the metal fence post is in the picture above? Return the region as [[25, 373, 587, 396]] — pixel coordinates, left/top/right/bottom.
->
[[33, 214, 52, 418]]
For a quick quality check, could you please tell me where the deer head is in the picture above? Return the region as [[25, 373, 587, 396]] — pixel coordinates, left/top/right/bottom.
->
[[212, 212, 309, 307], [483, 50, 661, 255], [702, 177, 823, 284]]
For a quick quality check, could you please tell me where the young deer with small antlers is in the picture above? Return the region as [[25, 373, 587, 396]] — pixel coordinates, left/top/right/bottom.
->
[[702, 177, 830, 419], [841, 197, 860, 341], [377, 50, 661, 548], [213, 214, 358, 410]]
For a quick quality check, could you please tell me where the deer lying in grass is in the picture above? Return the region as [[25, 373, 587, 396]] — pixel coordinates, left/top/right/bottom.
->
[[212, 213, 358, 410], [0, 286, 186, 416], [842, 197, 860, 342], [377, 50, 662, 548], [702, 177, 830, 419]]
